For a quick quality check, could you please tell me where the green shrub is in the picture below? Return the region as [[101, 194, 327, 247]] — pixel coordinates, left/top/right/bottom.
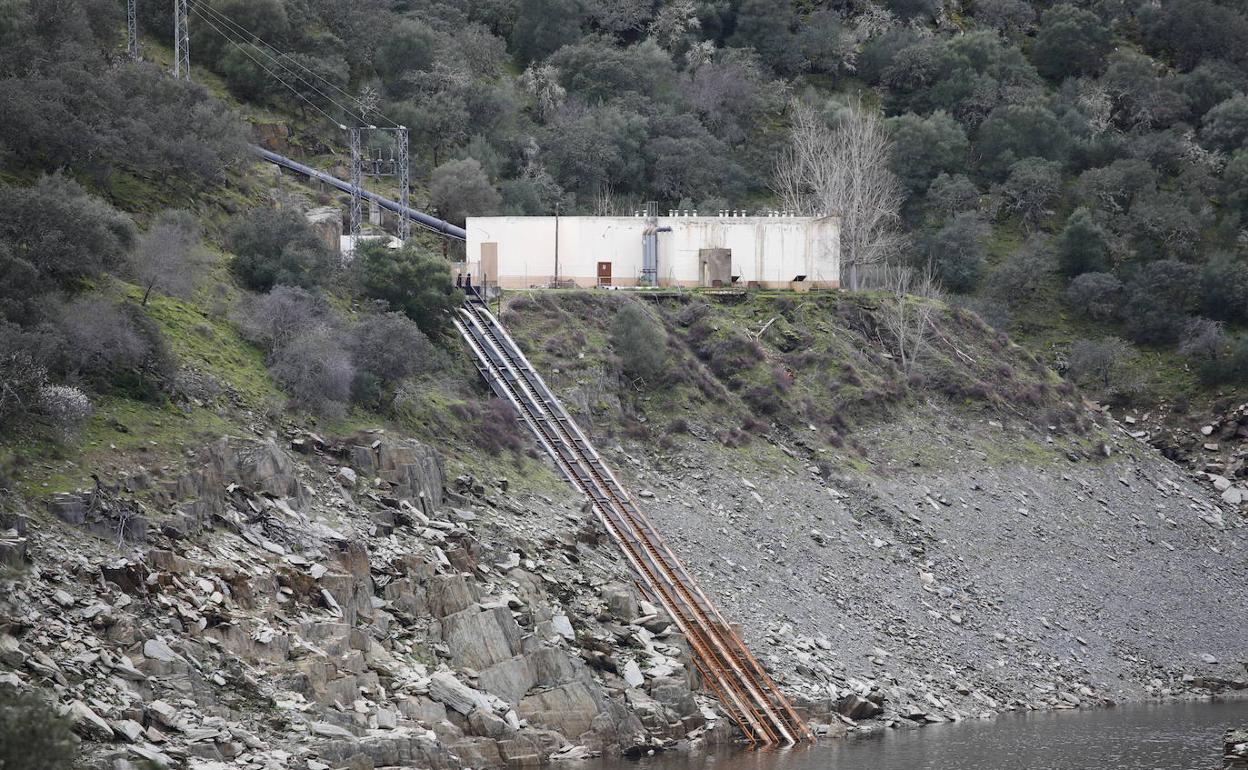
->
[[1197, 336, 1248, 384], [56, 295, 175, 401], [1056, 209, 1111, 277], [1120, 260, 1199, 345], [1063, 272, 1122, 321], [923, 213, 988, 293], [1066, 337, 1134, 391], [0, 689, 77, 770], [268, 326, 354, 416], [0, 176, 134, 322], [611, 303, 669, 385], [355, 242, 459, 335], [1199, 252, 1248, 324], [228, 208, 336, 293]]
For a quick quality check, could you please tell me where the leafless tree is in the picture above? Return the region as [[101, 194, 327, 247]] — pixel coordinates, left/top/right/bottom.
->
[[773, 97, 906, 290], [878, 263, 941, 374], [1178, 317, 1227, 361], [518, 64, 566, 123], [130, 210, 206, 305], [650, 0, 700, 52], [1067, 337, 1134, 390], [269, 326, 355, 416]]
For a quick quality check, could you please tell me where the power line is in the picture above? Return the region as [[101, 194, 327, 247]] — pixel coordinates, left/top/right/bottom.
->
[[189, 2, 367, 126], [189, 0, 398, 128], [187, 5, 346, 126]]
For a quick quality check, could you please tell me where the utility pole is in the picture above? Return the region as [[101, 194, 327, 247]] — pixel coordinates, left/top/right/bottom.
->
[[127, 0, 139, 60], [347, 126, 363, 259], [173, 0, 190, 80], [396, 126, 410, 243]]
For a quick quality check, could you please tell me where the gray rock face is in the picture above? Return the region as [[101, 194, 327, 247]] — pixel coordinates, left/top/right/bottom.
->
[[427, 574, 481, 619], [1226, 728, 1248, 769], [478, 648, 582, 706], [3, 430, 767, 768], [68, 700, 114, 741], [430, 671, 494, 716], [142, 637, 184, 663], [839, 693, 883, 720], [602, 583, 639, 622], [375, 440, 445, 513], [440, 607, 523, 670], [519, 682, 605, 739]]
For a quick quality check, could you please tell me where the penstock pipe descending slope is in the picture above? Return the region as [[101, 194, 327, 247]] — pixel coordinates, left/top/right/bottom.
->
[[249, 145, 467, 241], [454, 294, 814, 747]]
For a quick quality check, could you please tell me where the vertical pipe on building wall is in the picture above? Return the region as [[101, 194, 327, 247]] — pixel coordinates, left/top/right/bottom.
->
[[641, 202, 658, 286]]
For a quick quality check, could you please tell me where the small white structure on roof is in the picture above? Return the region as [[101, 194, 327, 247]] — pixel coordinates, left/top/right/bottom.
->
[[464, 213, 840, 290]]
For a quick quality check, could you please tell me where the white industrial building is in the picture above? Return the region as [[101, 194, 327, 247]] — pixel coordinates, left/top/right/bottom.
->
[[463, 213, 841, 290]]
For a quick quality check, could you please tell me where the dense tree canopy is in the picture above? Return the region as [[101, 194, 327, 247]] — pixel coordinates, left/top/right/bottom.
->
[[7, 0, 1248, 414]]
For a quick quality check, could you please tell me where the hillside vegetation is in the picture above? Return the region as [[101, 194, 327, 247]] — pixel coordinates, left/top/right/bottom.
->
[[502, 290, 1094, 462], [6, 0, 1248, 444], [3, 4, 1248, 765]]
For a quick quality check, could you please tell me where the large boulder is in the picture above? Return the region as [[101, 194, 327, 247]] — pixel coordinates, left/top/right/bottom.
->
[[440, 607, 522, 670], [838, 693, 883, 720], [601, 583, 640, 622], [430, 671, 493, 716], [305, 207, 342, 254], [478, 648, 581, 706], [517, 682, 605, 740], [180, 438, 311, 515], [374, 440, 445, 513], [427, 574, 480, 619]]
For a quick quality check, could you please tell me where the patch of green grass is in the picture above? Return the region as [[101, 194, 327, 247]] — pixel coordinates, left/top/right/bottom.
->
[[11, 397, 233, 498], [120, 281, 280, 405]]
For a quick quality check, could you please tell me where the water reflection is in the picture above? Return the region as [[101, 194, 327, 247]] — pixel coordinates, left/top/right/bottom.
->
[[591, 700, 1248, 770]]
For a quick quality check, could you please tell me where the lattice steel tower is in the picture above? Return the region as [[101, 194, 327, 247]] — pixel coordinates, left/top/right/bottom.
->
[[346, 126, 411, 255], [396, 126, 410, 242], [347, 127, 364, 253], [173, 0, 190, 80], [127, 0, 139, 60]]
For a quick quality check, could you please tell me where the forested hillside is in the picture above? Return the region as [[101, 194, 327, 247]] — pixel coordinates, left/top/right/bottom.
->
[[133, 0, 1248, 407], [6, 0, 1248, 454]]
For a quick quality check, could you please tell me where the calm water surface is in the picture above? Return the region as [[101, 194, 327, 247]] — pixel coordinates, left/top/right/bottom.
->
[[595, 700, 1248, 770]]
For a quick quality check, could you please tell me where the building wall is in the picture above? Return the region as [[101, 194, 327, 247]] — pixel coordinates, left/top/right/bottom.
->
[[464, 215, 840, 289]]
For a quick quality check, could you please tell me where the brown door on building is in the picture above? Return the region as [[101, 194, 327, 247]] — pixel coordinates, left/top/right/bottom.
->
[[480, 242, 498, 286], [597, 261, 612, 286]]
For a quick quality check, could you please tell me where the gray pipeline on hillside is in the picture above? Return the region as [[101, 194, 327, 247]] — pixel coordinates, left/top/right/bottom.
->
[[249, 145, 467, 241]]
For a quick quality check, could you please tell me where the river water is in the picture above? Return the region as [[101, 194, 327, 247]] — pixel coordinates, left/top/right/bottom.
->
[[592, 700, 1248, 770]]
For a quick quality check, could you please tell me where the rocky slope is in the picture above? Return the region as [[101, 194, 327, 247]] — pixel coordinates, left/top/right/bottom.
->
[[1, 290, 1246, 770], [0, 432, 752, 769], [502, 292, 1248, 720]]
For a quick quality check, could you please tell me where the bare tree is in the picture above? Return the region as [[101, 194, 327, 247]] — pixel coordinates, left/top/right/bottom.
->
[[1067, 337, 1134, 390], [1178, 317, 1227, 361], [878, 263, 941, 374], [773, 97, 906, 290], [130, 210, 206, 305]]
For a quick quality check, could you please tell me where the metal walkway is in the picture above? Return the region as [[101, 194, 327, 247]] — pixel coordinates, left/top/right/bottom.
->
[[454, 294, 813, 747]]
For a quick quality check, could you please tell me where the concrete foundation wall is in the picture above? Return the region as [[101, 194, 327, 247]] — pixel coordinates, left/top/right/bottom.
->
[[465, 215, 840, 289]]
